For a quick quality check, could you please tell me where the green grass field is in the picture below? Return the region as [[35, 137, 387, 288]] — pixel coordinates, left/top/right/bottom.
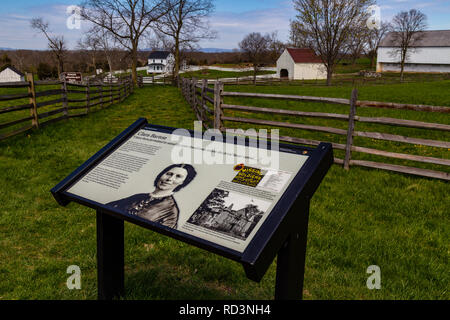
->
[[0, 81, 448, 300]]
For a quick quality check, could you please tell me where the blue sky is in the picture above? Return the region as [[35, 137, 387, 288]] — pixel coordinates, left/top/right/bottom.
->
[[1, 0, 449, 50]]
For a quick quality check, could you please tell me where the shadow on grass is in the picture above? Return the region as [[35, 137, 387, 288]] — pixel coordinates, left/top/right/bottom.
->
[[124, 265, 234, 300]]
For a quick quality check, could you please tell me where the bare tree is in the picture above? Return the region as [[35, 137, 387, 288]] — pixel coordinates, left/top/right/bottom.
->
[[291, 0, 373, 85], [239, 32, 271, 84], [80, 0, 171, 85], [267, 32, 286, 64], [154, 0, 216, 79], [389, 9, 427, 81], [366, 21, 390, 69], [30, 17, 67, 77], [147, 31, 173, 51], [9, 50, 27, 71], [81, 26, 118, 75], [347, 23, 369, 65], [77, 33, 101, 74], [289, 20, 313, 48]]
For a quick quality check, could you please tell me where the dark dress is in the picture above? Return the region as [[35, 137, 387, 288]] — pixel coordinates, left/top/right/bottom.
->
[[107, 193, 180, 229]]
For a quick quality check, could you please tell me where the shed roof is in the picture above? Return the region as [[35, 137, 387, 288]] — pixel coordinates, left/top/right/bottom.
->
[[286, 48, 322, 63], [148, 51, 171, 59], [380, 30, 450, 47], [0, 65, 25, 76]]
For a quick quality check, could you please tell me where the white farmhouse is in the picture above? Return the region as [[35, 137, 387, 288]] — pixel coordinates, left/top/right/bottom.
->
[[377, 30, 450, 73], [147, 51, 174, 74], [276, 48, 326, 80], [0, 66, 25, 83]]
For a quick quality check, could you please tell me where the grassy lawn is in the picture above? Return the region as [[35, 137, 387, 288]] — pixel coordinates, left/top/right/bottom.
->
[[0, 82, 448, 300], [335, 57, 374, 74]]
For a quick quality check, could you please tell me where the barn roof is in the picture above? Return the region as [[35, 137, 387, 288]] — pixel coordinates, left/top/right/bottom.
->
[[0, 65, 25, 76], [286, 48, 322, 63], [380, 30, 450, 47], [148, 51, 171, 59]]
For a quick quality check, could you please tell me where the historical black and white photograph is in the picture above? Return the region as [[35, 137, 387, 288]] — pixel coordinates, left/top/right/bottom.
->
[[106, 164, 197, 229], [187, 188, 270, 240]]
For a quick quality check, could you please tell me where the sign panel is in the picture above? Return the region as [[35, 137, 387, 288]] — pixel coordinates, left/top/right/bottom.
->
[[65, 125, 309, 253], [62, 72, 82, 83]]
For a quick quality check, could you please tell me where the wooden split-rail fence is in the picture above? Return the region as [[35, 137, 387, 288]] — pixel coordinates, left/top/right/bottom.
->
[[0, 74, 133, 141], [137, 75, 173, 87], [180, 77, 450, 181]]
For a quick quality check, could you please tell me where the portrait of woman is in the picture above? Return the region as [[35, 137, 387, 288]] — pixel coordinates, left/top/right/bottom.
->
[[107, 164, 197, 229]]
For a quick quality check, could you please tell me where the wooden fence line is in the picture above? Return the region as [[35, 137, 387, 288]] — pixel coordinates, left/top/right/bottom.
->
[[180, 74, 450, 87], [0, 73, 133, 141], [137, 75, 173, 87], [179, 77, 449, 181]]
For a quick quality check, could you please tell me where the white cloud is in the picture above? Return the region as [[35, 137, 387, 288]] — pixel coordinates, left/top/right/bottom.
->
[[200, 7, 294, 49], [0, 4, 87, 49]]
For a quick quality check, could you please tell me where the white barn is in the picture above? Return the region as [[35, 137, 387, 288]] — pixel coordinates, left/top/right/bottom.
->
[[377, 30, 450, 73], [0, 66, 25, 83], [276, 48, 326, 80], [147, 51, 174, 74]]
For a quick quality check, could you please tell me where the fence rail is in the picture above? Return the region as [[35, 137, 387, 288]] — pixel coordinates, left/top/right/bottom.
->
[[180, 77, 449, 181], [0, 73, 133, 141], [137, 75, 173, 87], [178, 73, 450, 87]]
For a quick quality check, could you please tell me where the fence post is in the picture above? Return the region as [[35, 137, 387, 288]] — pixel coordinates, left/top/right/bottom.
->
[[344, 88, 358, 170], [118, 79, 122, 102], [85, 79, 91, 114], [188, 78, 192, 106], [109, 82, 113, 105], [201, 78, 208, 121], [61, 79, 68, 117], [26, 73, 39, 129], [191, 77, 197, 109], [182, 78, 185, 97], [100, 82, 104, 109], [214, 81, 224, 130], [122, 79, 125, 101]]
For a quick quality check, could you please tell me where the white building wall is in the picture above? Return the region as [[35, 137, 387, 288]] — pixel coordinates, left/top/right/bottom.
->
[[377, 63, 450, 73], [377, 47, 450, 73], [147, 54, 175, 74], [293, 63, 327, 80], [0, 68, 24, 82], [276, 50, 295, 79]]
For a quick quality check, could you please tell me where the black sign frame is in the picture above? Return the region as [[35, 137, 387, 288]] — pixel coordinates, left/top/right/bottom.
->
[[51, 118, 333, 300]]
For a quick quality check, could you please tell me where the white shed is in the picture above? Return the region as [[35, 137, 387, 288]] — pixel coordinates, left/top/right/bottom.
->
[[377, 30, 450, 73], [0, 66, 25, 83], [276, 48, 326, 80]]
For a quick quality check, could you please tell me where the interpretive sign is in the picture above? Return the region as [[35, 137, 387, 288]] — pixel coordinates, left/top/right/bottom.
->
[[61, 72, 82, 83], [51, 118, 333, 300]]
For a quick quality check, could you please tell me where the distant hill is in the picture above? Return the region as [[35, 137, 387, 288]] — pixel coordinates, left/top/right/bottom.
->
[[0, 47, 14, 51], [141, 48, 236, 53], [199, 48, 235, 53]]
